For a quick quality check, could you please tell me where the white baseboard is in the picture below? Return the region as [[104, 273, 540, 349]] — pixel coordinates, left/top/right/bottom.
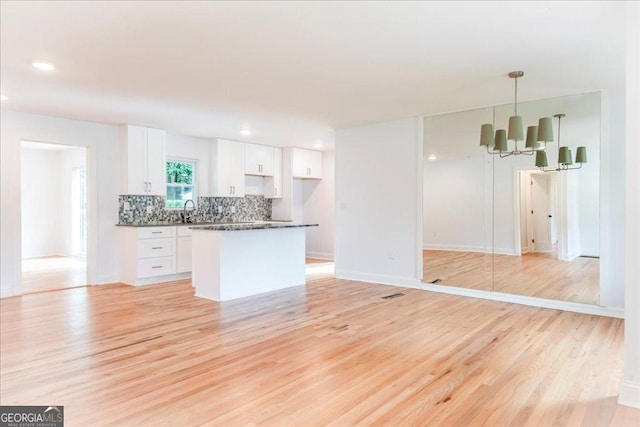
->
[[618, 380, 640, 408], [126, 272, 192, 286], [422, 244, 487, 253], [306, 252, 334, 260], [96, 275, 120, 285], [335, 270, 423, 289], [420, 282, 624, 318], [422, 245, 517, 256]]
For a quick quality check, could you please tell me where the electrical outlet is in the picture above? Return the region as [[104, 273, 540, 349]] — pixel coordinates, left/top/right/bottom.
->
[[124, 202, 130, 211], [146, 206, 153, 214], [230, 206, 236, 214], [216, 206, 223, 214]]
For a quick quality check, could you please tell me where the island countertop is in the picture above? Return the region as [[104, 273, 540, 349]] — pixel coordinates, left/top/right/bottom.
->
[[189, 223, 318, 231]]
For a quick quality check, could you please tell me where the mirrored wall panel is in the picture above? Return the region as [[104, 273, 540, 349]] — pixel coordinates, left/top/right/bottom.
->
[[423, 92, 600, 306], [422, 107, 493, 291]]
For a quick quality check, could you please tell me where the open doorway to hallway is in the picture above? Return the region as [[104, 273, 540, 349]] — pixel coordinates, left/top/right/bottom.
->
[[21, 141, 88, 294]]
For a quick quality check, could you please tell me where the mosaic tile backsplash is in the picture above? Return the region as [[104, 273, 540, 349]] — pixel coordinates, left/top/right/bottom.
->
[[118, 195, 272, 224]]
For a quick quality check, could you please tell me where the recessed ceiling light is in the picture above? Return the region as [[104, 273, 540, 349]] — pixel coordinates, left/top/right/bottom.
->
[[428, 154, 437, 161], [0, 95, 7, 102], [314, 143, 323, 149], [240, 129, 251, 136], [32, 61, 55, 71]]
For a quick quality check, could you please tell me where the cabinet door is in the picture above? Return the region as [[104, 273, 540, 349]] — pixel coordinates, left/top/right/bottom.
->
[[266, 147, 283, 198], [177, 236, 192, 273], [291, 148, 308, 178], [307, 149, 322, 179], [228, 140, 245, 197], [292, 148, 322, 179], [244, 143, 262, 175], [259, 145, 274, 176], [125, 125, 148, 194], [146, 128, 167, 196]]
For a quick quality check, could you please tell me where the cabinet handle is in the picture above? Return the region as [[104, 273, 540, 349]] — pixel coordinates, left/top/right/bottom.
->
[[149, 182, 152, 193], [151, 266, 162, 269], [274, 188, 278, 196], [152, 231, 162, 234], [152, 247, 163, 250]]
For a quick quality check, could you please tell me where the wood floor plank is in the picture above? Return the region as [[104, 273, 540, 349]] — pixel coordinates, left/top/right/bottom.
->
[[1, 268, 636, 426]]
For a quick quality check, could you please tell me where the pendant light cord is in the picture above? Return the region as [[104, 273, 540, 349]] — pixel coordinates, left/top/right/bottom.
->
[[514, 76, 518, 116]]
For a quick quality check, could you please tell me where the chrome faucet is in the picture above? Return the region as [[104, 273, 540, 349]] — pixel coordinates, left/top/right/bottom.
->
[[183, 199, 195, 223]]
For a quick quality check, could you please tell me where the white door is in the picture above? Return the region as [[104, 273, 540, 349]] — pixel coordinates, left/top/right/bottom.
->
[[531, 174, 552, 252]]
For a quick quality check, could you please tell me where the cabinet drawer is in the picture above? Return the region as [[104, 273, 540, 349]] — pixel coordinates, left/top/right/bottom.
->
[[138, 238, 175, 258], [137, 257, 176, 278], [177, 226, 193, 237], [137, 226, 176, 239]]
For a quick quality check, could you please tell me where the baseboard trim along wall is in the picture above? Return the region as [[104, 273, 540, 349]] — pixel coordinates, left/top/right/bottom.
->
[[618, 380, 640, 409], [334, 270, 423, 289], [422, 245, 518, 256], [306, 252, 334, 260], [421, 282, 624, 319]]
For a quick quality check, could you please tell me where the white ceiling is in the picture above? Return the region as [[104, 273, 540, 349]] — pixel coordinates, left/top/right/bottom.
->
[[0, 1, 628, 150]]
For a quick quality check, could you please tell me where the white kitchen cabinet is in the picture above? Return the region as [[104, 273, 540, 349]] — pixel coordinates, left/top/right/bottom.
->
[[119, 124, 166, 195], [209, 139, 245, 197], [292, 147, 322, 179], [245, 143, 274, 176], [177, 227, 193, 273], [265, 147, 283, 199], [118, 226, 183, 285]]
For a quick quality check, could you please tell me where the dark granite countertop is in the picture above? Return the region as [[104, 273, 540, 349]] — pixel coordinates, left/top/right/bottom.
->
[[189, 223, 318, 231], [116, 221, 256, 227]]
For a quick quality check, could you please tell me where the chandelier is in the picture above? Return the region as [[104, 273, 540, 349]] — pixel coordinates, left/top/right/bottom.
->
[[535, 113, 587, 171], [480, 71, 554, 157]]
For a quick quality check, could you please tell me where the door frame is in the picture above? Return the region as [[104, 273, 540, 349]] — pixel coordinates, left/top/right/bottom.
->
[[18, 140, 94, 293]]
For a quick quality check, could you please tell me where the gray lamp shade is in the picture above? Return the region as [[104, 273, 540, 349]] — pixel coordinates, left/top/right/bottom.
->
[[537, 117, 554, 143], [508, 115, 524, 141], [494, 129, 508, 151], [525, 126, 538, 149], [480, 124, 494, 147], [575, 146, 587, 163], [535, 150, 548, 168], [558, 146, 572, 165]]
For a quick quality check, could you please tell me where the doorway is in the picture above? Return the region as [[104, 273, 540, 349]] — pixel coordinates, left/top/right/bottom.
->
[[20, 141, 88, 294]]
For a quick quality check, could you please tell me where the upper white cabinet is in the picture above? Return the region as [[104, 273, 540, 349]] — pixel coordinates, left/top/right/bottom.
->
[[265, 147, 283, 199], [210, 139, 245, 197], [119, 125, 166, 195], [292, 148, 322, 179], [245, 143, 274, 176]]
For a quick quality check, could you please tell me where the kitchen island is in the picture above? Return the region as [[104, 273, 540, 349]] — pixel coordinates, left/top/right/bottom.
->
[[190, 223, 318, 301]]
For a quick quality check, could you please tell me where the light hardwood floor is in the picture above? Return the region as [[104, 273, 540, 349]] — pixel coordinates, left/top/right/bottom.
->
[[1, 269, 636, 426], [21, 256, 87, 294], [423, 250, 600, 305]]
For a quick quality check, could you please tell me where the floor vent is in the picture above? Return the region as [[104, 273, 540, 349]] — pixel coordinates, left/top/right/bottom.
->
[[428, 279, 442, 284], [382, 292, 405, 300]]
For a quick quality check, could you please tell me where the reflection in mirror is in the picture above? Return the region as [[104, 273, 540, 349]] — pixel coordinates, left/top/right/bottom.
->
[[492, 92, 600, 305], [422, 92, 600, 306], [422, 107, 493, 291]]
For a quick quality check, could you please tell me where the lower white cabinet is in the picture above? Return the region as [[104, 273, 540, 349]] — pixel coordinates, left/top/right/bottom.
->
[[118, 225, 192, 286], [177, 226, 193, 273]]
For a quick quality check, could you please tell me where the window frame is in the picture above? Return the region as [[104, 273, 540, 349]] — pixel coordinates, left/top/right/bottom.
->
[[165, 157, 198, 209]]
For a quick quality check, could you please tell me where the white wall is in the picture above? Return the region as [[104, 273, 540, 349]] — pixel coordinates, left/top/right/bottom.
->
[[423, 157, 488, 252], [21, 148, 61, 258], [302, 150, 335, 259], [621, 0, 640, 408], [335, 117, 422, 286], [1, 111, 119, 297]]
